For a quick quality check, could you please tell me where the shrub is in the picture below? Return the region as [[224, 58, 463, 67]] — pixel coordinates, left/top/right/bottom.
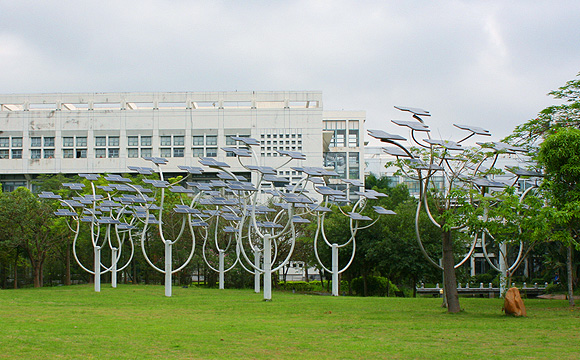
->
[[278, 281, 325, 293], [350, 276, 399, 297]]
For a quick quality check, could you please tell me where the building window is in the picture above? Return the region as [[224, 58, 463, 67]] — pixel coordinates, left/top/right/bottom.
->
[[324, 152, 346, 178], [128, 136, 139, 146], [206, 136, 217, 146], [77, 137, 87, 147], [192, 148, 204, 157], [173, 148, 184, 157], [63, 149, 74, 158], [31, 149, 41, 159], [206, 147, 217, 157], [160, 136, 172, 146], [31, 137, 42, 147], [12, 149, 22, 159], [160, 148, 171, 158], [76, 149, 87, 158], [44, 137, 55, 147], [12, 137, 23, 148], [226, 135, 236, 145], [141, 136, 152, 146], [174, 136, 184, 146], [0, 138, 9, 147], [349, 153, 359, 179], [95, 136, 106, 146], [44, 149, 55, 158], [95, 149, 106, 158], [108, 148, 119, 158], [192, 136, 204, 146], [0, 149, 8, 159], [128, 148, 139, 158], [141, 148, 152, 157], [63, 137, 74, 147], [108, 136, 119, 147]]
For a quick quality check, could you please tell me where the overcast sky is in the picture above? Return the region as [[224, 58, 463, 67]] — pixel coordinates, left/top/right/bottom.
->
[[1, 1, 578, 145]]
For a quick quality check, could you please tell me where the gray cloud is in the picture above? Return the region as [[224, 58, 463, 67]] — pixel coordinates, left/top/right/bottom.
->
[[0, 0, 578, 143]]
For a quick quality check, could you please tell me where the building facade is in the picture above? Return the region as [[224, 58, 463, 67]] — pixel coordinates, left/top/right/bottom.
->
[[0, 91, 365, 193]]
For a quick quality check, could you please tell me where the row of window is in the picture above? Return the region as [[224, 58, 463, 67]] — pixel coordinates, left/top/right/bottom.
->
[[0, 147, 224, 159], [0, 135, 239, 148]]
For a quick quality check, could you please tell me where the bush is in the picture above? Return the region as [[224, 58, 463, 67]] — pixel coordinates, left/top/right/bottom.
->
[[278, 281, 325, 293], [350, 276, 399, 297], [544, 283, 565, 294]]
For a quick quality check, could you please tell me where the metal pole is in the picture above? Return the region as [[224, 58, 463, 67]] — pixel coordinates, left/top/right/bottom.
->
[[263, 234, 272, 301], [111, 247, 118, 288], [332, 244, 339, 296], [218, 250, 225, 290], [94, 246, 101, 292], [499, 242, 507, 297], [254, 249, 261, 294], [165, 241, 172, 297]]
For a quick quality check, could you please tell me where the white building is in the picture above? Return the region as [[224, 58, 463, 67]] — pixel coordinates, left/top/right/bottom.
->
[[0, 91, 365, 193]]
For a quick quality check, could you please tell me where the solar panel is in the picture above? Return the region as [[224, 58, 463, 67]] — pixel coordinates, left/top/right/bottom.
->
[[143, 179, 170, 188], [382, 147, 410, 157], [394, 106, 431, 117], [315, 186, 345, 196], [373, 206, 396, 215], [38, 191, 62, 199], [62, 183, 85, 190], [221, 147, 253, 157], [263, 175, 290, 183], [128, 166, 155, 175], [54, 209, 77, 217], [199, 157, 230, 168], [177, 165, 204, 174], [143, 157, 168, 165], [348, 212, 372, 221], [276, 149, 306, 160], [505, 166, 543, 177], [472, 178, 508, 188], [169, 186, 194, 193], [104, 174, 132, 183], [231, 136, 260, 146], [424, 139, 463, 150], [247, 165, 276, 174], [342, 179, 364, 187], [367, 129, 406, 142], [454, 124, 491, 136], [392, 120, 430, 132], [292, 216, 310, 224], [79, 174, 100, 181]]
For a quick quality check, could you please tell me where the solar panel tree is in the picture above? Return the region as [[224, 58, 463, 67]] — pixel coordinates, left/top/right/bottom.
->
[[38, 173, 148, 292], [311, 178, 396, 296], [130, 158, 209, 297], [472, 160, 543, 296], [368, 106, 536, 312], [198, 137, 323, 301]]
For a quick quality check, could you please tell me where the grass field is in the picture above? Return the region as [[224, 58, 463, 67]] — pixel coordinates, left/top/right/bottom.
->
[[0, 285, 578, 359]]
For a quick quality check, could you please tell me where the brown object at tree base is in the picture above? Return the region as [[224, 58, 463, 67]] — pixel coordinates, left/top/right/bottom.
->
[[503, 287, 527, 317]]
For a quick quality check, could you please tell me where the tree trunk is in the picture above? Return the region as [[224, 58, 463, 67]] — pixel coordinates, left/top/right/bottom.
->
[[65, 240, 71, 286], [363, 272, 368, 297], [567, 243, 575, 307], [442, 230, 461, 313], [33, 263, 41, 288], [13, 248, 19, 290]]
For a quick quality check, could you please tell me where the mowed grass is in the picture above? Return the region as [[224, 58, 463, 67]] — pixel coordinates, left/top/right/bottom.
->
[[0, 285, 578, 359]]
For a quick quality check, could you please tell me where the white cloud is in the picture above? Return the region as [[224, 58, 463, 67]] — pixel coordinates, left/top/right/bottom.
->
[[0, 0, 578, 142]]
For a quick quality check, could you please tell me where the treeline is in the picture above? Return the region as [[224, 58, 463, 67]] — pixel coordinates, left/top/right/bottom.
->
[[0, 173, 569, 294]]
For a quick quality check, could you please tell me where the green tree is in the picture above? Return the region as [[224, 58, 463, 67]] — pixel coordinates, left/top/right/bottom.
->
[[537, 128, 580, 306], [0, 187, 59, 287], [507, 72, 580, 148]]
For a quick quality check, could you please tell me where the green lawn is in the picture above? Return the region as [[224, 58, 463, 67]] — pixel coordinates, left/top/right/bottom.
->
[[0, 285, 578, 359]]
